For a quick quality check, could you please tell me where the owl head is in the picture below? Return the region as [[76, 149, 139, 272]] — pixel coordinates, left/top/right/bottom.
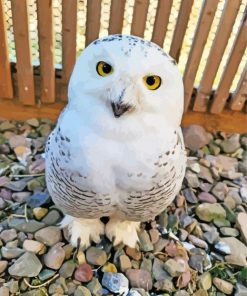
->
[[68, 34, 184, 132]]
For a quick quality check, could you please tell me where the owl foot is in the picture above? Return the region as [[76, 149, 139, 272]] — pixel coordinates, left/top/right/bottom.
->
[[105, 217, 140, 248], [60, 215, 105, 248]]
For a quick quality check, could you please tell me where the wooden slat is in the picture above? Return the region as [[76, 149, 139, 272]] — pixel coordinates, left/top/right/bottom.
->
[[11, 0, 35, 105], [0, 0, 13, 99], [131, 0, 149, 38], [0, 99, 246, 133], [210, 8, 247, 114], [85, 0, 101, 46], [151, 0, 173, 47], [169, 0, 194, 61], [183, 0, 218, 112], [193, 0, 241, 112], [229, 64, 247, 111], [61, 0, 77, 102], [109, 0, 126, 34], [37, 0, 55, 104]]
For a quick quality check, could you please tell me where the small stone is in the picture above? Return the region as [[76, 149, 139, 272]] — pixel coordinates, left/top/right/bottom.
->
[[74, 263, 93, 282], [102, 262, 117, 273], [33, 207, 48, 220], [193, 289, 208, 296], [224, 195, 236, 209], [9, 280, 19, 294], [196, 203, 226, 222], [203, 227, 219, 244], [126, 269, 152, 291], [44, 242, 66, 270], [119, 254, 132, 272], [59, 260, 76, 278], [199, 165, 214, 183], [211, 182, 228, 201], [86, 247, 107, 266], [213, 277, 234, 295], [0, 229, 17, 243], [27, 192, 50, 208], [8, 218, 45, 233], [174, 291, 190, 296], [1, 247, 25, 259], [182, 188, 197, 204], [86, 277, 103, 296], [152, 258, 170, 281], [26, 118, 39, 127], [221, 237, 247, 266], [77, 250, 86, 264], [149, 228, 159, 244], [198, 192, 216, 203], [75, 286, 92, 296], [0, 260, 8, 273], [42, 209, 61, 225], [188, 234, 208, 249], [199, 272, 212, 290], [0, 197, 6, 209], [240, 186, 247, 202], [12, 192, 31, 203], [38, 268, 56, 281], [185, 170, 200, 188], [236, 212, 247, 245], [188, 255, 204, 273], [183, 125, 210, 151], [223, 204, 237, 223], [163, 258, 185, 277], [8, 252, 42, 277], [214, 241, 231, 255], [0, 287, 10, 296], [235, 283, 247, 296], [154, 278, 175, 292], [23, 239, 46, 254], [213, 218, 231, 228], [220, 227, 239, 237], [102, 272, 129, 294], [5, 179, 27, 191], [220, 134, 240, 153], [35, 226, 62, 246], [63, 244, 74, 259], [138, 230, 154, 252]]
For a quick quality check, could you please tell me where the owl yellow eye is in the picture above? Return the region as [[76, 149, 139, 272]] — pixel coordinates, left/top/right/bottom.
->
[[96, 61, 113, 76], [143, 75, 161, 90]]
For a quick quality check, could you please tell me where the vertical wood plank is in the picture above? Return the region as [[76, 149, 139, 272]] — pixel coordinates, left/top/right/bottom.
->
[[169, 0, 194, 61], [0, 0, 13, 99], [193, 0, 241, 112], [85, 0, 101, 46], [11, 0, 35, 105], [37, 0, 55, 103], [229, 65, 247, 111], [183, 0, 218, 112], [131, 0, 149, 38], [210, 8, 247, 114], [61, 0, 77, 102], [109, 0, 126, 34], [151, 0, 173, 47]]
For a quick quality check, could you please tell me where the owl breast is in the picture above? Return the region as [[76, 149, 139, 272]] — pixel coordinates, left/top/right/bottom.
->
[[45, 124, 186, 221]]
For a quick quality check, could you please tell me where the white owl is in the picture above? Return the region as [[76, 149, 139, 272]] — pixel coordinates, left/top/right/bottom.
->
[[45, 34, 186, 248]]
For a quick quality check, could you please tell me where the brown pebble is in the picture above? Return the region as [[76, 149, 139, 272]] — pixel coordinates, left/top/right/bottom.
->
[[44, 242, 65, 270], [74, 263, 93, 283], [126, 269, 152, 291], [126, 247, 142, 261], [0, 260, 8, 273]]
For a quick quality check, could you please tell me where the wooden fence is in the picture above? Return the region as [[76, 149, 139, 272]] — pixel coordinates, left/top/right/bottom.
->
[[0, 0, 246, 132]]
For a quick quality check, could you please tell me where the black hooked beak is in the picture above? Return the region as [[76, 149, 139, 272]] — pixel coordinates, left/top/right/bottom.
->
[[111, 102, 131, 118]]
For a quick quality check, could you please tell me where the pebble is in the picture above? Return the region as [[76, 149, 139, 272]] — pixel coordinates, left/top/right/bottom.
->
[[86, 277, 103, 296], [102, 262, 117, 273], [183, 125, 210, 151], [0, 229, 17, 243], [0, 260, 8, 273], [220, 227, 239, 237], [12, 192, 31, 203], [119, 254, 132, 272], [42, 209, 61, 225], [126, 269, 153, 291], [198, 192, 217, 203], [23, 239, 46, 254], [0, 287, 10, 296], [183, 188, 198, 204], [236, 212, 247, 245], [221, 237, 247, 266], [74, 286, 92, 296], [152, 258, 170, 281], [1, 247, 25, 259], [213, 277, 234, 295], [102, 272, 129, 294], [198, 272, 212, 290], [211, 182, 228, 201], [74, 263, 93, 282], [163, 258, 185, 277], [196, 203, 226, 222], [59, 260, 76, 278], [33, 207, 48, 220], [235, 283, 247, 296], [44, 242, 66, 269], [188, 234, 208, 249], [38, 268, 56, 281], [154, 278, 175, 292], [8, 218, 45, 233], [8, 252, 42, 277], [188, 254, 204, 273], [86, 247, 107, 266], [27, 192, 50, 208], [35, 226, 62, 246], [138, 230, 154, 252]]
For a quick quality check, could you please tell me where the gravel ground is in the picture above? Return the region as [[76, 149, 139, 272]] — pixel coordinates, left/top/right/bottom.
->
[[0, 119, 246, 296]]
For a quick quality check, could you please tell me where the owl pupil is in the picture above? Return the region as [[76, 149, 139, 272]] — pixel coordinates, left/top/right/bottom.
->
[[103, 63, 112, 73], [146, 76, 155, 85]]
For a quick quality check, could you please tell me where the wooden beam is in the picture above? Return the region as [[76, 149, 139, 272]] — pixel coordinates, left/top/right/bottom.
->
[[193, 0, 241, 112], [37, 0, 55, 103], [0, 0, 13, 99], [11, 0, 35, 105], [131, 0, 149, 38], [61, 0, 77, 102], [151, 0, 173, 47], [183, 0, 218, 112], [109, 0, 126, 34], [85, 0, 101, 46]]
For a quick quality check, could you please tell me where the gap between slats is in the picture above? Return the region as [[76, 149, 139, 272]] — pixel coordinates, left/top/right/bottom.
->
[[0, 0, 13, 99], [11, 0, 35, 105], [37, 0, 55, 104], [193, 0, 241, 113], [210, 7, 247, 114]]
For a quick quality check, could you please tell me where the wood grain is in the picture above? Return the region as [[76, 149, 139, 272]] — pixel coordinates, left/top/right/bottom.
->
[[85, 0, 101, 45], [131, 0, 149, 37]]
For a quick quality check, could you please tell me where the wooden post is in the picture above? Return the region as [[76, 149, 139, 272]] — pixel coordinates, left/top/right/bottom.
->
[[109, 0, 125, 35], [85, 0, 101, 46], [11, 0, 35, 105], [37, 0, 55, 104], [131, 0, 149, 38]]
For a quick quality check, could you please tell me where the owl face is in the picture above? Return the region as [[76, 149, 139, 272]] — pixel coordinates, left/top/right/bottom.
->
[[68, 35, 184, 128]]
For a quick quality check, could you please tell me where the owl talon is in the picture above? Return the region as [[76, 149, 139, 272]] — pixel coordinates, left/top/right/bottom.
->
[[106, 218, 140, 248]]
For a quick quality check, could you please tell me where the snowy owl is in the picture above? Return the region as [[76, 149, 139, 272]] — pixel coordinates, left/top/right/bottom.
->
[[45, 34, 186, 248]]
